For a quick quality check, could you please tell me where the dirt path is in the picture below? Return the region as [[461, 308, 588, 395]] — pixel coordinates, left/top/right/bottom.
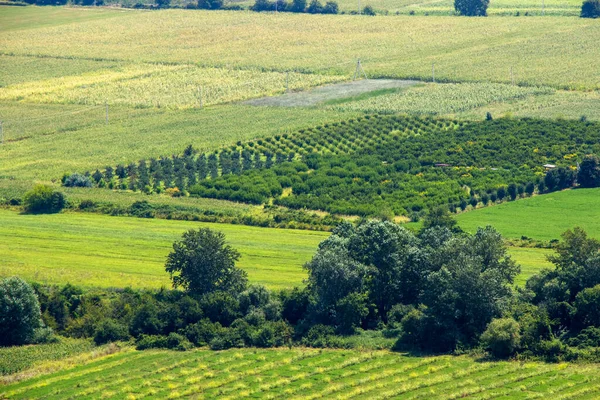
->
[[244, 79, 419, 107]]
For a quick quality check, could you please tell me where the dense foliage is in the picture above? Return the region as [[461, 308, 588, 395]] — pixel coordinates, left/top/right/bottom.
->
[[9, 220, 600, 361], [78, 116, 600, 219], [454, 0, 489, 15], [165, 228, 248, 296], [0, 277, 47, 346], [580, 0, 600, 17], [22, 185, 66, 214]]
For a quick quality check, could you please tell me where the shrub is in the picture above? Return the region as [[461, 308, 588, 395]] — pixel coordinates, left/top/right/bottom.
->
[[322, 0, 338, 13], [362, 4, 375, 14], [307, 0, 322, 12], [454, 0, 488, 15], [0, 277, 44, 346], [62, 173, 92, 188], [581, 0, 600, 17], [184, 319, 225, 346], [136, 333, 192, 351], [301, 324, 336, 347], [23, 185, 66, 214], [93, 320, 130, 345], [480, 318, 521, 359]]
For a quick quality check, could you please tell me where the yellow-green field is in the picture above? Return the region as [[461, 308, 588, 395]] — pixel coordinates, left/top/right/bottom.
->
[[0, 209, 328, 290], [0, 208, 553, 290], [3, 347, 600, 399], [1, 8, 599, 90]]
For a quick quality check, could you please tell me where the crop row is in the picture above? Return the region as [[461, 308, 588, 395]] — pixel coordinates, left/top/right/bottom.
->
[[0, 62, 343, 109], [328, 83, 555, 115], [3, 349, 600, 399]]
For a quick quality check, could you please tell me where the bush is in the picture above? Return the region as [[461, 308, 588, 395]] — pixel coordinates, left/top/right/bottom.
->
[[480, 318, 521, 359], [301, 324, 336, 347], [454, 0, 488, 15], [322, 0, 338, 13], [0, 277, 44, 346], [362, 4, 375, 14], [198, 0, 223, 8], [184, 319, 225, 346], [23, 185, 66, 214], [307, 0, 322, 12], [93, 320, 130, 345], [581, 0, 600, 17], [136, 333, 192, 351], [62, 173, 92, 188]]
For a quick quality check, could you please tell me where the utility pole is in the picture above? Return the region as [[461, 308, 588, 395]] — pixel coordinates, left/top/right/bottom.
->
[[353, 59, 368, 80], [542, 0, 545, 15], [432, 63, 435, 83], [105, 101, 108, 124]]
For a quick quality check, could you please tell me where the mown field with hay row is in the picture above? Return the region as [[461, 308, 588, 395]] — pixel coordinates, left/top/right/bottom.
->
[[3, 347, 600, 399]]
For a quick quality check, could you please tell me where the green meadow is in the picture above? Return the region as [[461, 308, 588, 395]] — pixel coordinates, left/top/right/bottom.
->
[[0, 209, 327, 290], [0, 208, 557, 289], [457, 188, 600, 242]]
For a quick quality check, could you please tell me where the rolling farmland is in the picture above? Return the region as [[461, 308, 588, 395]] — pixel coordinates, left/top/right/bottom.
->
[[0, 208, 553, 289], [1, 8, 599, 90], [0, 209, 327, 290], [3, 347, 600, 399]]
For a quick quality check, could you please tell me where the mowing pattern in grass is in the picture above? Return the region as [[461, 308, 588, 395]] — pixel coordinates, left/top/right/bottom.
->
[[3, 348, 600, 399], [0, 338, 94, 376], [457, 188, 600, 242], [0, 209, 327, 290]]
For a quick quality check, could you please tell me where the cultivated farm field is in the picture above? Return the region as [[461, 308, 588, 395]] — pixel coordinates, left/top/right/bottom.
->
[[1, 8, 599, 90], [3, 347, 600, 399]]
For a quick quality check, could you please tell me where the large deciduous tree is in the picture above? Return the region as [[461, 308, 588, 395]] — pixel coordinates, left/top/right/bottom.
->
[[0, 277, 44, 346], [165, 228, 247, 296]]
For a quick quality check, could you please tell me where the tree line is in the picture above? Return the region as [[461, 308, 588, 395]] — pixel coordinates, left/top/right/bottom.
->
[[4, 215, 600, 361], [67, 117, 600, 221]]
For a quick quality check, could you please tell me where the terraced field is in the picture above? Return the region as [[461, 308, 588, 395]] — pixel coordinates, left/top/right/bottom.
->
[[3, 347, 600, 399]]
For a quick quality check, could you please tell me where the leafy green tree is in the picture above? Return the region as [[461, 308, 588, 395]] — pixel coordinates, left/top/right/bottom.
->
[[362, 4, 376, 14], [165, 228, 247, 296], [507, 183, 518, 200], [307, 0, 323, 13], [322, 1, 338, 13], [573, 285, 600, 328], [454, 0, 489, 15], [23, 185, 66, 214], [289, 0, 306, 11], [581, 0, 600, 17], [422, 207, 458, 230], [0, 277, 44, 346], [577, 154, 600, 188], [480, 318, 521, 358]]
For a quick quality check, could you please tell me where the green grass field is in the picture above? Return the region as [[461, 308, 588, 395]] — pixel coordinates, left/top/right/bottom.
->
[[0, 209, 327, 290], [0, 208, 552, 289], [457, 188, 600, 242], [3, 347, 600, 399]]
